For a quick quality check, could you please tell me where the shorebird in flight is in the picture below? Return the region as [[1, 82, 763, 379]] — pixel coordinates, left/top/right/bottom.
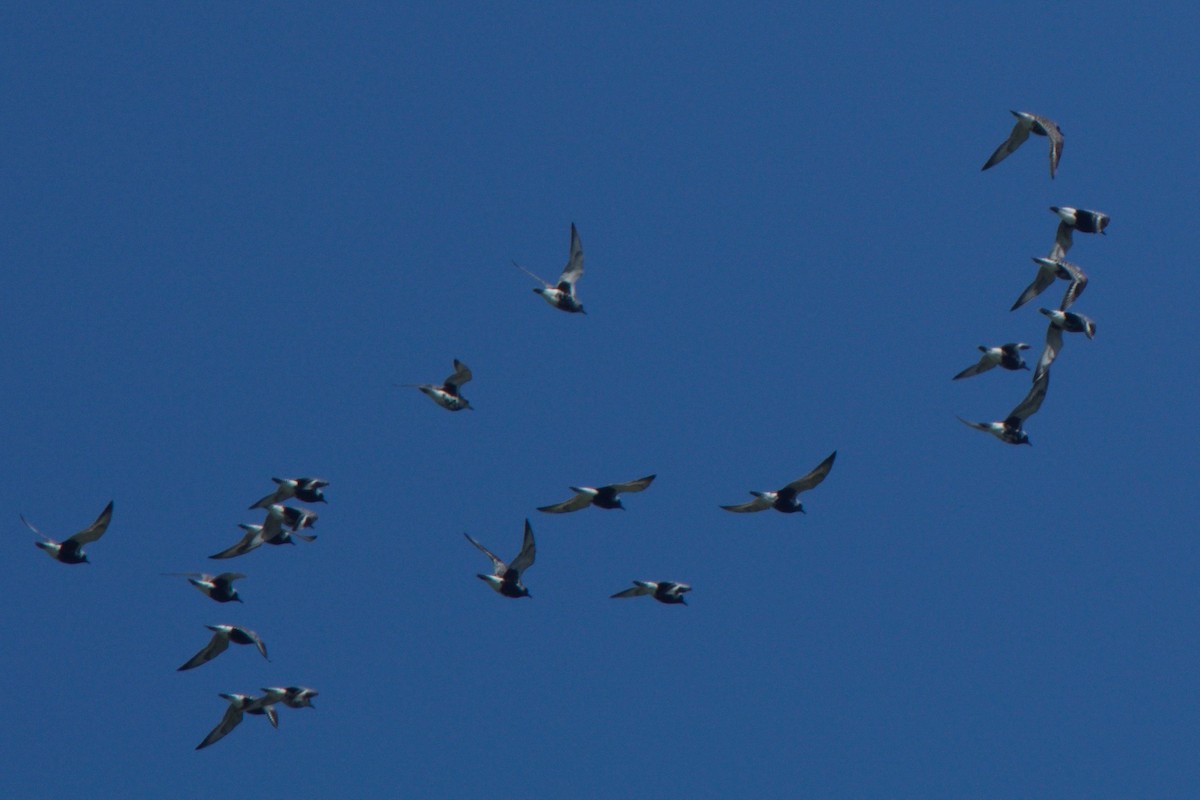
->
[[195, 692, 278, 750], [537, 474, 656, 513], [23, 501, 113, 564], [403, 359, 473, 411], [1012, 256, 1088, 312], [1049, 206, 1109, 260], [177, 624, 269, 671], [249, 478, 329, 509], [721, 451, 837, 513], [981, 110, 1063, 178], [610, 580, 691, 605], [465, 520, 536, 598], [1034, 308, 1097, 382], [953, 343, 1031, 380], [512, 223, 586, 314], [957, 371, 1051, 446]]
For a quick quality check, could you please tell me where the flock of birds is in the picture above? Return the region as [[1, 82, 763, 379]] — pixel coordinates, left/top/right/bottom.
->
[[954, 110, 1109, 445], [24, 109, 1106, 751], [23, 479, 325, 749]]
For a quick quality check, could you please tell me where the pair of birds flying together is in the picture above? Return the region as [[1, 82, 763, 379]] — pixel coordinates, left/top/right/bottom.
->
[[465, 518, 692, 605], [209, 501, 320, 560], [531, 452, 837, 517], [406, 225, 585, 412]]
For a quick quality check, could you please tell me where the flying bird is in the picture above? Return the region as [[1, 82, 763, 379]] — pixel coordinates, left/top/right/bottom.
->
[[957, 371, 1050, 446], [953, 343, 1031, 380], [22, 500, 113, 564], [721, 451, 837, 513], [1012, 256, 1088, 312], [168, 572, 247, 603], [262, 686, 318, 709], [981, 110, 1063, 178], [403, 359, 473, 411], [512, 223, 586, 314], [209, 520, 315, 560], [195, 692, 277, 750], [1034, 308, 1097, 382], [465, 520, 536, 598], [177, 624, 269, 671], [249, 478, 329, 509], [610, 580, 691, 605], [537, 475, 656, 513], [1049, 206, 1110, 259], [265, 503, 318, 533]]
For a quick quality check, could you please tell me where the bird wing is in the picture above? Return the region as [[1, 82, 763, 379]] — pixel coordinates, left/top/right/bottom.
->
[[1055, 261, 1088, 311], [261, 508, 286, 541], [464, 532, 507, 575], [19, 514, 57, 543], [215, 572, 246, 584], [196, 702, 244, 750], [1051, 221, 1073, 260], [953, 355, 995, 381], [445, 360, 472, 391], [177, 629, 230, 671], [511, 259, 553, 288], [208, 526, 263, 560], [720, 494, 775, 513], [508, 519, 536, 574], [537, 491, 593, 513], [1038, 117, 1064, 178], [1008, 371, 1050, 425], [558, 223, 584, 288], [249, 479, 293, 510], [981, 116, 1031, 171], [607, 474, 656, 494], [245, 628, 269, 661], [611, 582, 656, 599], [662, 582, 692, 596], [1034, 324, 1063, 384], [1011, 262, 1058, 311], [783, 451, 837, 494], [956, 417, 992, 433], [68, 501, 114, 545]]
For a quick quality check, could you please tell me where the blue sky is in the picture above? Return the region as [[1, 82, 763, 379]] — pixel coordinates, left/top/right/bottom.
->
[[3, 2, 1198, 797]]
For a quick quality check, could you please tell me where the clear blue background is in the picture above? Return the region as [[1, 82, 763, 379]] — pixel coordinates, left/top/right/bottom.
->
[[3, 3, 1197, 798]]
